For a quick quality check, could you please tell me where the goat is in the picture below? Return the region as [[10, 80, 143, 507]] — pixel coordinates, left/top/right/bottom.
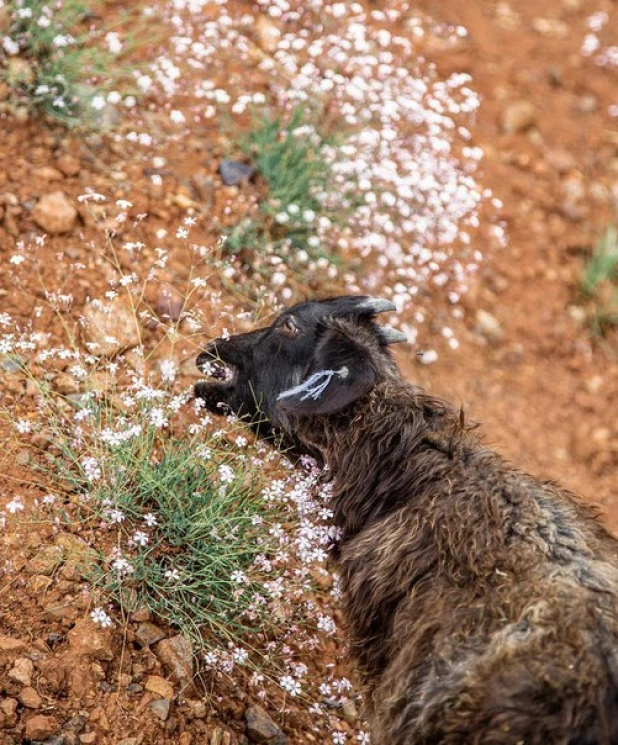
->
[[195, 295, 618, 745]]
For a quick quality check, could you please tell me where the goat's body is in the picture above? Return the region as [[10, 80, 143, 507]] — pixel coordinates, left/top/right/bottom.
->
[[324, 381, 618, 745], [195, 296, 618, 744]]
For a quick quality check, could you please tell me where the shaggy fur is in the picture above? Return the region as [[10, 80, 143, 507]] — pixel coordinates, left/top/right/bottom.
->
[[195, 296, 618, 744]]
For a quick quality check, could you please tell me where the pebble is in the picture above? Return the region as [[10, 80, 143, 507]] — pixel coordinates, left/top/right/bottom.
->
[[341, 698, 358, 724], [476, 309, 504, 342], [67, 617, 114, 661], [245, 705, 286, 744], [154, 634, 194, 682], [32, 167, 64, 182], [218, 160, 257, 186], [135, 622, 167, 647], [502, 101, 537, 133], [0, 358, 22, 373], [0, 634, 28, 654], [131, 606, 152, 622], [82, 297, 141, 357], [32, 191, 78, 234], [55, 533, 97, 574], [19, 686, 42, 708], [544, 148, 576, 174], [53, 372, 80, 395], [145, 675, 175, 700], [185, 699, 207, 719], [16, 449, 31, 466], [26, 545, 64, 576], [8, 656, 34, 686], [150, 698, 171, 721], [56, 153, 81, 177], [211, 729, 232, 745], [24, 714, 60, 741], [577, 94, 598, 113], [0, 697, 18, 726]]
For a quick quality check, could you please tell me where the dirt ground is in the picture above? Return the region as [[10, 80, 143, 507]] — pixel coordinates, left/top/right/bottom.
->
[[1, 0, 618, 743]]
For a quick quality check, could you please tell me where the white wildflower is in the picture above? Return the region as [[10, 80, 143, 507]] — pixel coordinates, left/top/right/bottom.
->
[[91, 607, 113, 628]]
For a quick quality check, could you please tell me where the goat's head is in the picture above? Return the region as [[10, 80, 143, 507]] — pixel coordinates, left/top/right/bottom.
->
[[194, 296, 406, 444]]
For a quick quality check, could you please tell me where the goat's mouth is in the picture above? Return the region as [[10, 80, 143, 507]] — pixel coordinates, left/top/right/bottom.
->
[[196, 357, 236, 384], [194, 353, 239, 409]]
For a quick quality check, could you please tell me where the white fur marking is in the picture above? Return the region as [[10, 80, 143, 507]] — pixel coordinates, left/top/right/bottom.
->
[[277, 366, 349, 402]]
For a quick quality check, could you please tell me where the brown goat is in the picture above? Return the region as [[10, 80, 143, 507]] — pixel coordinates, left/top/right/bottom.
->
[[195, 296, 618, 744]]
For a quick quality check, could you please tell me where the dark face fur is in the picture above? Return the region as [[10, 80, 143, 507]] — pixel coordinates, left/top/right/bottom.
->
[[194, 296, 406, 442]]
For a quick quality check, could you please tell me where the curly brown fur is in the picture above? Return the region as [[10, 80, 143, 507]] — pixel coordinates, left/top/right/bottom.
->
[[195, 296, 618, 744]]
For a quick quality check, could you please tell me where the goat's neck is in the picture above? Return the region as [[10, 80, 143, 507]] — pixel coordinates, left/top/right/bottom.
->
[[320, 383, 464, 545]]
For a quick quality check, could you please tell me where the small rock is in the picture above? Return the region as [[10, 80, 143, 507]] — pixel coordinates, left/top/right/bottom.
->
[[341, 698, 358, 725], [185, 699, 207, 719], [53, 372, 80, 395], [255, 15, 281, 53], [32, 191, 78, 234], [32, 166, 65, 181], [16, 448, 31, 466], [80, 732, 97, 744], [218, 160, 257, 186], [56, 153, 81, 177], [245, 705, 286, 744], [64, 714, 87, 734], [150, 698, 171, 721], [532, 17, 569, 37], [145, 675, 175, 700], [130, 606, 152, 623], [8, 656, 34, 686], [502, 101, 537, 133], [173, 192, 199, 210], [577, 94, 598, 113], [135, 622, 167, 647], [67, 617, 114, 661], [82, 298, 141, 357], [545, 148, 576, 174], [210, 729, 225, 745], [26, 545, 64, 576], [25, 714, 60, 741], [0, 358, 22, 373], [154, 635, 193, 683], [117, 740, 139, 745], [0, 635, 27, 654], [0, 697, 18, 726], [19, 686, 42, 708], [475, 309, 504, 342], [55, 533, 97, 576]]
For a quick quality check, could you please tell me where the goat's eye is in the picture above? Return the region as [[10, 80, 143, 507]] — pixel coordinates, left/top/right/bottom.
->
[[280, 317, 301, 337]]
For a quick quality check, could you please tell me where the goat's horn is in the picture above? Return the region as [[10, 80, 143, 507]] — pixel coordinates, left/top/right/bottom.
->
[[360, 297, 397, 314], [380, 326, 408, 344]]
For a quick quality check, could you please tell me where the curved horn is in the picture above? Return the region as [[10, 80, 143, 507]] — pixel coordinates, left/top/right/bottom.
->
[[379, 326, 408, 345], [359, 297, 396, 314]]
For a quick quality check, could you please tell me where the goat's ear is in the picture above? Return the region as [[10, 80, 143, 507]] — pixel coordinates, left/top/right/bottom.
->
[[275, 329, 377, 417]]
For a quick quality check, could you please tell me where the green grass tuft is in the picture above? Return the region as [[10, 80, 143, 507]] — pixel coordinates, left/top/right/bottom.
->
[[225, 106, 348, 266], [581, 225, 618, 297], [1, 0, 135, 127], [581, 225, 618, 335]]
